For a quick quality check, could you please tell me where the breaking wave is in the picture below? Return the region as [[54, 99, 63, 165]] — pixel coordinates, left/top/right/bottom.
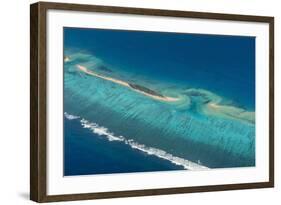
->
[[80, 119, 210, 171], [64, 112, 209, 171], [64, 112, 80, 120]]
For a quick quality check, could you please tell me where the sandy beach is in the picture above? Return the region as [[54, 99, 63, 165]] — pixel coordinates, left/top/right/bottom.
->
[[77, 65, 179, 102]]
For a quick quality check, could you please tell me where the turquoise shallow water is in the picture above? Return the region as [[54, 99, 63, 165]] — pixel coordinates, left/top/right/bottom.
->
[[63, 28, 255, 175]]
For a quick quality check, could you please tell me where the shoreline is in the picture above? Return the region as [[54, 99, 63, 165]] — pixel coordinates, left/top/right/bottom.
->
[[76, 64, 180, 102]]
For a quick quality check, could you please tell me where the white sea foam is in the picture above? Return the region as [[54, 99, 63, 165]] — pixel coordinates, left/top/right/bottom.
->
[[64, 112, 80, 120], [79, 118, 209, 171], [80, 119, 124, 142]]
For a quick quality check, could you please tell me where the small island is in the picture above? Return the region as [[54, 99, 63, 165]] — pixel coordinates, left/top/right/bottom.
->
[[76, 64, 179, 102], [64, 56, 70, 62], [128, 83, 164, 98]]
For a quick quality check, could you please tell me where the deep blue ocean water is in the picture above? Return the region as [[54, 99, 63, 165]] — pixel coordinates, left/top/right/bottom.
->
[[64, 116, 184, 176], [63, 27, 256, 176]]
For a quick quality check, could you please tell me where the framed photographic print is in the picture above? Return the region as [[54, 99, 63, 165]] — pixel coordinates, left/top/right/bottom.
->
[[30, 1, 274, 202]]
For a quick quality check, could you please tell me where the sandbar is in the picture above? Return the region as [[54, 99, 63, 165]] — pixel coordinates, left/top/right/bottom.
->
[[206, 102, 255, 124], [76, 64, 179, 102]]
